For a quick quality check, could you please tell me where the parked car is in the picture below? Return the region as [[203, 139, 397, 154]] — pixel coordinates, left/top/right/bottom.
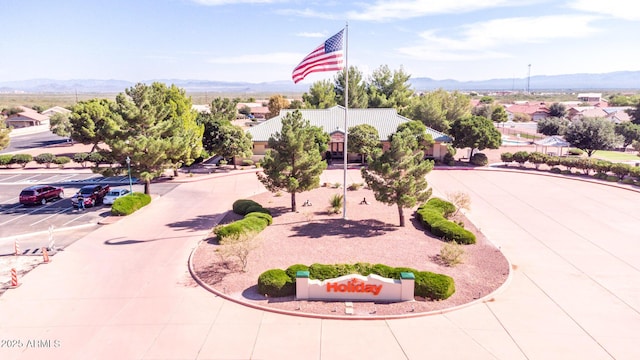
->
[[19, 185, 64, 205], [103, 188, 130, 205], [71, 184, 110, 208]]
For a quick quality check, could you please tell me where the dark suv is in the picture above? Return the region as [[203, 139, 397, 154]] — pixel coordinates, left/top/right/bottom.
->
[[19, 185, 65, 205], [71, 184, 110, 208]]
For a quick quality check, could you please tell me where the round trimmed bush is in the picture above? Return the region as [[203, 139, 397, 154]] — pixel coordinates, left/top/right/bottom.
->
[[232, 199, 262, 215], [0, 154, 14, 168], [550, 167, 562, 174], [470, 153, 488, 166], [245, 211, 273, 225], [430, 219, 476, 244], [512, 151, 529, 166], [34, 153, 56, 168], [12, 154, 33, 168], [416, 207, 444, 231], [500, 152, 513, 164], [53, 156, 71, 168], [73, 152, 90, 167], [245, 204, 271, 215], [258, 269, 294, 297], [285, 264, 309, 280], [568, 148, 584, 156], [426, 198, 456, 218], [414, 271, 456, 300]]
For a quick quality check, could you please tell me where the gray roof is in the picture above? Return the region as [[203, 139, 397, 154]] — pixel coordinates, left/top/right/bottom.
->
[[246, 106, 452, 143], [534, 135, 570, 147]]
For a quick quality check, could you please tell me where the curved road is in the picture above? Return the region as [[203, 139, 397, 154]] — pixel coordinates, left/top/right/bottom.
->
[[0, 170, 638, 359]]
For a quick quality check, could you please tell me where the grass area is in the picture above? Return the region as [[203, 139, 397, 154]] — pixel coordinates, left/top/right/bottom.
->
[[592, 150, 640, 162]]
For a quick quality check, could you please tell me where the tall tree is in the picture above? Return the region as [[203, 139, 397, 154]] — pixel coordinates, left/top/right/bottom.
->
[[334, 66, 368, 108], [348, 124, 380, 164], [69, 98, 121, 152], [395, 121, 434, 152], [302, 80, 337, 109], [450, 115, 501, 158], [209, 97, 238, 121], [257, 110, 327, 212], [615, 122, 640, 148], [49, 112, 72, 138], [408, 89, 471, 134], [548, 102, 567, 118], [266, 94, 290, 119], [0, 118, 10, 151], [367, 65, 413, 114], [537, 117, 570, 136], [491, 106, 509, 124], [628, 101, 640, 125], [197, 97, 237, 154], [565, 117, 619, 157], [361, 128, 433, 227], [212, 124, 253, 169], [107, 82, 203, 193]]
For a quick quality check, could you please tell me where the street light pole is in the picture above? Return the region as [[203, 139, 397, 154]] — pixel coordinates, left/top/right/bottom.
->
[[126, 156, 133, 194]]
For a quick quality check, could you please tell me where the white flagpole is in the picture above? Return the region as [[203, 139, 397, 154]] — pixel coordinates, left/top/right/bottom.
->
[[342, 23, 349, 220]]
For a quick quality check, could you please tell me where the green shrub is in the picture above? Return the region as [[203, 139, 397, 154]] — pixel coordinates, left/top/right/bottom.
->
[[232, 199, 261, 215], [426, 198, 456, 218], [610, 163, 631, 180], [86, 152, 104, 167], [416, 207, 444, 231], [500, 152, 513, 164], [244, 211, 273, 225], [53, 156, 71, 168], [575, 157, 597, 175], [470, 153, 488, 166], [73, 152, 90, 167], [414, 271, 456, 300], [568, 148, 584, 156], [622, 178, 636, 185], [527, 152, 548, 169], [244, 204, 271, 215], [257, 269, 294, 297], [593, 160, 612, 174], [559, 157, 579, 171], [430, 219, 476, 244], [241, 159, 254, 166], [215, 215, 269, 240], [605, 175, 619, 182], [347, 182, 362, 191], [110, 192, 151, 216], [550, 167, 562, 174], [630, 166, 640, 180], [387, 267, 420, 279], [308, 263, 340, 280], [592, 173, 607, 180], [0, 154, 14, 168], [561, 169, 573, 175], [214, 221, 246, 240], [34, 153, 56, 168], [369, 263, 395, 278], [12, 154, 33, 168], [285, 264, 309, 280], [545, 156, 560, 167], [512, 151, 529, 166], [442, 152, 455, 166]]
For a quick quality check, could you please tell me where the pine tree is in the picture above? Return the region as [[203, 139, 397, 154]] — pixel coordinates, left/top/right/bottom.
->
[[257, 110, 327, 212], [361, 127, 434, 227]]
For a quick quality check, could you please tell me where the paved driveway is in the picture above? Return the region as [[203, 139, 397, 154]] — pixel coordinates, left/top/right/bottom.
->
[[0, 170, 638, 359]]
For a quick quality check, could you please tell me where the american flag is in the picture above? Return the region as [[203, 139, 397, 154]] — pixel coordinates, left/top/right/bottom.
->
[[292, 29, 344, 84]]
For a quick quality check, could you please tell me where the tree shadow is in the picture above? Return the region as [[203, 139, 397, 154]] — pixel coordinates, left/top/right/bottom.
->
[[104, 234, 196, 245], [165, 213, 224, 232], [289, 218, 398, 239]]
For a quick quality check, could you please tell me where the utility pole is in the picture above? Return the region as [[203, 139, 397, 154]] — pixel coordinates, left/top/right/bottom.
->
[[527, 64, 531, 94]]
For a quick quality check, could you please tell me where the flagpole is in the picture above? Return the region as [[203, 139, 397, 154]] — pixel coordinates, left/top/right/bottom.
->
[[342, 23, 349, 220]]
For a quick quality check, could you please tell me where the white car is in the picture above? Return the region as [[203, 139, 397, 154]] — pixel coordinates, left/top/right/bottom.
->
[[103, 188, 131, 205]]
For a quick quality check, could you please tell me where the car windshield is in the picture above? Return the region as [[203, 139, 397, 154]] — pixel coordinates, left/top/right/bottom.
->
[[20, 190, 36, 196], [107, 191, 121, 196], [79, 188, 95, 194]]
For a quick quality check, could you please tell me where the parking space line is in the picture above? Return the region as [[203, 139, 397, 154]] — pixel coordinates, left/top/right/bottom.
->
[[62, 212, 91, 226], [29, 207, 73, 226], [0, 198, 19, 205], [0, 174, 22, 183], [0, 203, 23, 211], [0, 203, 59, 226]]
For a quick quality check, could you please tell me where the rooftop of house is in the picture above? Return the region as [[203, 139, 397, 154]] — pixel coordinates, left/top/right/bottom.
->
[[246, 106, 452, 143]]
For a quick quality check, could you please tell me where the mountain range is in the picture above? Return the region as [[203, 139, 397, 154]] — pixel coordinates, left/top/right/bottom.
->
[[1, 71, 639, 94]]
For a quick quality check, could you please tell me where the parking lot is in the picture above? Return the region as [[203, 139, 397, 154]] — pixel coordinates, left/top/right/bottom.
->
[[0, 172, 178, 255]]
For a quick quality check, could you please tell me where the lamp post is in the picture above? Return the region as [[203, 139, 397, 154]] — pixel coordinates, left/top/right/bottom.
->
[[126, 156, 133, 195]]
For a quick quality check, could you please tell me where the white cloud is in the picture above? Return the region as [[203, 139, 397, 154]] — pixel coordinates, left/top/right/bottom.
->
[[207, 52, 301, 64], [398, 15, 599, 61], [296, 32, 326, 38], [568, 0, 640, 21], [191, 0, 283, 5]]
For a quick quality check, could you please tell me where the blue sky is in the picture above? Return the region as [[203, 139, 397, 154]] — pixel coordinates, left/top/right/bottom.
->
[[1, 0, 638, 85]]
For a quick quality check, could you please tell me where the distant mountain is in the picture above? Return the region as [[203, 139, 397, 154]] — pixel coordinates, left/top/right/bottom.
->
[[1, 71, 638, 94]]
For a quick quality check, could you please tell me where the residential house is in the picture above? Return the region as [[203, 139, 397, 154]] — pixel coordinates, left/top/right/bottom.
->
[[41, 106, 71, 117], [245, 106, 452, 164], [568, 107, 608, 121], [237, 102, 269, 119], [5, 106, 50, 128], [505, 103, 549, 122], [603, 107, 633, 123], [577, 93, 602, 102]]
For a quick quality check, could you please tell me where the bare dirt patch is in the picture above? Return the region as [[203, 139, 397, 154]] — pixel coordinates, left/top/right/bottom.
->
[[192, 186, 510, 317]]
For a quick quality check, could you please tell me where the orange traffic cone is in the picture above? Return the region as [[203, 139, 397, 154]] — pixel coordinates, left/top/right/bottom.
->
[[42, 247, 50, 264], [10, 268, 20, 288]]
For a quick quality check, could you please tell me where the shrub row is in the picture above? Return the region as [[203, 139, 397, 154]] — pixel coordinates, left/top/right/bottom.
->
[[111, 192, 151, 216], [257, 262, 456, 300], [215, 199, 272, 240], [416, 198, 476, 245], [0, 152, 107, 169], [501, 151, 640, 182]]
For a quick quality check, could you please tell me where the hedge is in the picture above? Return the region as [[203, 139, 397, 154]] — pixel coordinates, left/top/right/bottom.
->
[[257, 263, 456, 300], [425, 198, 456, 219], [416, 198, 476, 244], [470, 153, 488, 166], [232, 199, 262, 215], [215, 200, 272, 241], [12, 154, 33, 167], [111, 192, 151, 216], [0, 154, 13, 167], [34, 153, 56, 167]]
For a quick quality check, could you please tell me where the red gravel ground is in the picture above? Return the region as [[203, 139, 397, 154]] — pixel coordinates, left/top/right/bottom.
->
[[192, 185, 510, 317]]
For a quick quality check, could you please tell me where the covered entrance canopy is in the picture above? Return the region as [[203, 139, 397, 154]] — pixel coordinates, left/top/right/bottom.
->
[[534, 135, 571, 156]]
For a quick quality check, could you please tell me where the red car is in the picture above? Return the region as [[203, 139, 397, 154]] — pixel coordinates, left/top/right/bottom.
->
[[71, 184, 110, 208], [19, 185, 65, 205]]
